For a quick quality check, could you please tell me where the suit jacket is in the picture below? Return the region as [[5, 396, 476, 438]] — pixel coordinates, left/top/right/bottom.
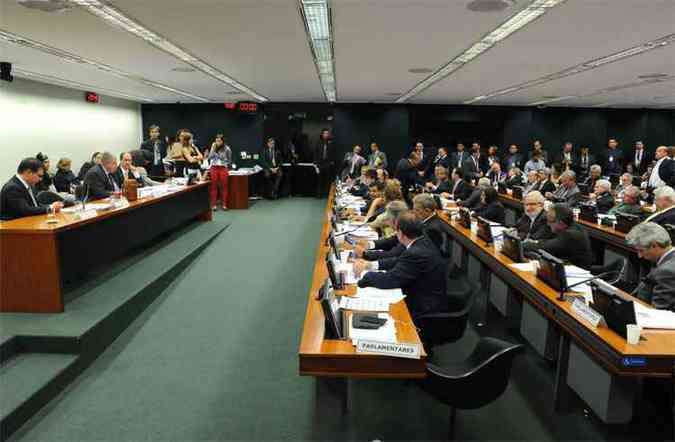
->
[[53, 169, 78, 193], [629, 149, 651, 175], [367, 151, 388, 170], [473, 201, 505, 224], [463, 155, 489, 180], [555, 152, 577, 171], [430, 179, 452, 194], [451, 179, 474, 201], [530, 149, 549, 164], [462, 188, 484, 210], [575, 153, 595, 176], [260, 147, 282, 171], [140, 138, 168, 165], [395, 158, 420, 191], [486, 170, 507, 185], [635, 250, 675, 311], [524, 222, 594, 269], [551, 184, 582, 207], [504, 153, 524, 171], [0, 176, 49, 220], [644, 206, 675, 226], [602, 149, 624, 176], [595, 192, 615, 214], [537, 179, 556, 195], [515, 210, 554, 241], [83, 164, 123, 200], [313, 139, 335, 166], [658, 158, 675, 187], [115, 167, 145, 188], [358, 236, 449, 316], [449, 151, 468, 170], [341, 152, 367, 179]]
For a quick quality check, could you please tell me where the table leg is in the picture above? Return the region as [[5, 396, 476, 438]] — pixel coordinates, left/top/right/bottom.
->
[[553, 333, 572, 412]]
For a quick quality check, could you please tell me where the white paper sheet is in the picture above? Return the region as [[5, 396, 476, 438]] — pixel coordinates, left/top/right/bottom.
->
[[338, 297, 390, 312], [634, 302, 675, 330]]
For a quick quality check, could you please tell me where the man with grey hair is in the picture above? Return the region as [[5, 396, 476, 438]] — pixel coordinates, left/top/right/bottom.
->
[[626, 223, 675, 311], [536, 167, 556, 194], [647, 146, 674, 189], [369, 200, 408, 236], [614, 172, 633, 198], [460, 177, 491, 210], [515, 191, 553, 240], [83, 151, 121, 199], [547, 170, 582, 207], [523, 170, 539, 194], [608, 185, 643, 216], [644, 186, 675, 225], [589, 179, 614, 214]]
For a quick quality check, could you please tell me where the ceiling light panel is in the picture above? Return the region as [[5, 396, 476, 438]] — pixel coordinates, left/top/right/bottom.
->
[[69, 0, 268, 102], [395, 0, 567, 103], [298, 0, 337, 102], [0, 29, 208, 102]]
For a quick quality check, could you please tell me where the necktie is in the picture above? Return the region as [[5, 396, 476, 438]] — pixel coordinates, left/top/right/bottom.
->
[[582, 156, 587, 168], [153, 141, 160, 165], [636, 151, 641, 166], [27, 186, 38, 207], [323, 144, 327, 160], [107, 173, 119, 192], [271, 149, 276, 167], [350, 155, 356, 175], [473, 156, 478, 170]]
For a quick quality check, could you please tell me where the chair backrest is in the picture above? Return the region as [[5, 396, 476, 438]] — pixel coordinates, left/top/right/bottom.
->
[[36, 191, 64, 205], [424, 337, 524, 410]]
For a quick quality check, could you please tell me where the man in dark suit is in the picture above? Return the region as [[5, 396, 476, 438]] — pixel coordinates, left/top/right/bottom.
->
[[0, 158, 64, 221], [395, 152, 422, 195], [575, 146, 595, 178], [429, 146, 450, 178], [504, 144, 524, 171], [349, 168, 377, 198], [603, 138, 624, 177], [449, 143, 468, 170], [523, 204, 594, 269], [459, 177, 491, 210], [83, 152, 122, 200], [313, 128, 335, 197], [648, 146, 675, 189], [536, 168, 556, 195], [514, 191, 554, 240], [450, 168, 473, 201], [547, 170, 582, 207], [412, 142, 431, 177], [589, 179, 615, 214], [555, 142, 577, 172], [629, 141, 651, 176], [260, 137, 283, 199], [644, 186, 675, 226], [486, 162, 507, 186], [531, 140, 549, 165], [626, 222, 675, 311], [463, 144, 488, 181], [139, 124, 168, 177], [355, 212, 449, 317]]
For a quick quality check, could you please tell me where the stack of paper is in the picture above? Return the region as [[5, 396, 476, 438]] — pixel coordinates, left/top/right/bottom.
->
[[565, 265, 593, 299], [338, 297, 390, 312], [634, 302, 675, 329], [355, 287, 405, 304], [509, 262, 536, 272], [334, 261, 358, 284], [349, 313, 397, 344]]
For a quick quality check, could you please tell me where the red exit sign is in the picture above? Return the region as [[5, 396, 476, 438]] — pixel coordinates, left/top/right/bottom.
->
[[238, 102, 258, 113], [85, 92, 100, 103], [224, 102, 236, 110]]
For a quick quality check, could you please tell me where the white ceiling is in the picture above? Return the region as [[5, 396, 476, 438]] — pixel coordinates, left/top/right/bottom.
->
[[1, 0, 674, 108]]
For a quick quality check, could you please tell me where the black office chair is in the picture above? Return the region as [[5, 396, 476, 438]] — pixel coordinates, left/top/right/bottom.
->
[[414, 286, 474, 353], [590, 258, 637, 293], [419, 337, 524, 439], [36, 191, 64, 205]]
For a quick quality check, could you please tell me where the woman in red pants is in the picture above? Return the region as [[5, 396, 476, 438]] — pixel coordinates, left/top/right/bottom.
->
[[207, 134, 232, 211]]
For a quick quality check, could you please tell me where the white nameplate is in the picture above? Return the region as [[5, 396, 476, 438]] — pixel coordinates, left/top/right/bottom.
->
[[571, 298, 602, 328], [76, 209, 98, 221], [356, 340, 421, 359]]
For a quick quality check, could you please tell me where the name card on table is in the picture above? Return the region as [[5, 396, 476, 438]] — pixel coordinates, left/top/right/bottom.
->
[[571, 298, 603, 328], [75, 209, 98, 221], [356, 340, 421, 359]]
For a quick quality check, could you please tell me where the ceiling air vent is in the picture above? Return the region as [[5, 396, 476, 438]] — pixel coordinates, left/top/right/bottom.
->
[[467, 0, 516, 13], [17, 0, 71, 13]]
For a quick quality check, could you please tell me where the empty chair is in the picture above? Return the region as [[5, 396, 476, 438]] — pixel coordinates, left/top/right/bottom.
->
[[414, 286, 474, 351], [419, 337, 524, 439]]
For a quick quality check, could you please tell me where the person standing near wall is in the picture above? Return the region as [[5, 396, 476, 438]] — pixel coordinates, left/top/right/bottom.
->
[[208, 134, 232, 211]]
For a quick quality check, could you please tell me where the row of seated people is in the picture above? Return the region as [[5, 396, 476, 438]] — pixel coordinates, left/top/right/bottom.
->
[[343, 163, 674, 312]]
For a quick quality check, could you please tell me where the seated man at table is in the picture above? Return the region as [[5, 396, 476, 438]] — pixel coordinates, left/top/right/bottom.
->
[[115, 152, 159, 188], [0, 158, 64, 220], [459, 177, 491, 210], [514, 191, 554, 241], [82, 151, 122, 200], [523, 170, 539, 194], [473, 187, 505, 224], [349, 168, 376, 197], [588, 179, 614, 214], [425, 165, 452, 195], [450, 168, 473, 201], [546, 170, 582, 207], [626, 222, 675, 311], [355, 212, 449, 317], [523, 204, 594, 268], [608, 185, 643, 216], [644, 186, 675, 225]]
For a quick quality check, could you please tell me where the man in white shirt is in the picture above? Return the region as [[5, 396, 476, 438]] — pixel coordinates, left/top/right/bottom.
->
[[648, 146, 673, 189]]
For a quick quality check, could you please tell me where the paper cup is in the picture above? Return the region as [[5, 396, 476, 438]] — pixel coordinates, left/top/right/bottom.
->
[[626, 324, 641, 345]]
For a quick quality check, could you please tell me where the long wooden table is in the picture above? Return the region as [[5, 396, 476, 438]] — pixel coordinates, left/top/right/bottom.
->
[[298, 189, 426, 379], [0, 182, 211, 313], [439, 210, 675, 422]]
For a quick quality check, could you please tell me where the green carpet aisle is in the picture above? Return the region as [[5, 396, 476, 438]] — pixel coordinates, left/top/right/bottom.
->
[[9, 198, 646, 441]]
